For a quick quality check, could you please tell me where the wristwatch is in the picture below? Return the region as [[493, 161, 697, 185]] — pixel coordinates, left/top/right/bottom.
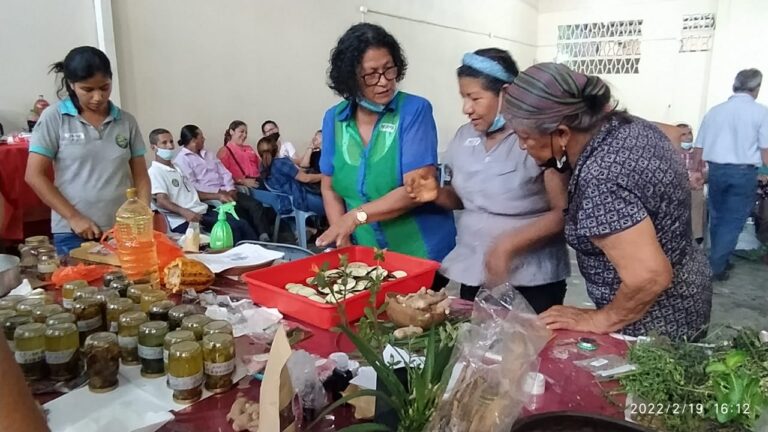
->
[[354, 208, 368, 225]]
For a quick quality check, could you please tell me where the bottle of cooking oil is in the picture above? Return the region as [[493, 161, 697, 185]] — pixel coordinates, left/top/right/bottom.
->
[[114, 188, 159, 287]]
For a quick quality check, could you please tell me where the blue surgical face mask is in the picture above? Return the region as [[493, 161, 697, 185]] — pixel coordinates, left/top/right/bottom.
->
[[681, 141, 693, 151], [356, 91, 399, 114], [486, 90, 507, 134], [156, 148, 176, 161]]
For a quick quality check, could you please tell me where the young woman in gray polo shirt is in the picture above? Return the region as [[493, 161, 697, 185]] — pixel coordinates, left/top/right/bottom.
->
[[25, 46, 150, 255], [423, 49, 571, 313]]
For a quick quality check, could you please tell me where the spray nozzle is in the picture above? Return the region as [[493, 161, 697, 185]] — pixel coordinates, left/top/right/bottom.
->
[[216, 202, 239, 221]]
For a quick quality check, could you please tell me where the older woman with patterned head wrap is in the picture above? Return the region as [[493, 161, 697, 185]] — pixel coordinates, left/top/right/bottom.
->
[[504, 62, 712, 340]]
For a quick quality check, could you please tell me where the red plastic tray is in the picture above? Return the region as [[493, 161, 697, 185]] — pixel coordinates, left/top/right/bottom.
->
[[242, 246, 440, 329]]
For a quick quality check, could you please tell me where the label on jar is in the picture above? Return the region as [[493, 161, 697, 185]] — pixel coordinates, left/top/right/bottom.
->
[[118, 335, 138, 349], [37, 263, 58, 273], [163, 349, 169, 364], [109, 321, 118, 332], [62, 298, 73, 309], [77, 316, 102, 332], [15, 349, 44, 364], [138, 344, 163, 360], [205, 359, 235, 376], [168, 371, 204, 390], [46, 349, 76, 364]]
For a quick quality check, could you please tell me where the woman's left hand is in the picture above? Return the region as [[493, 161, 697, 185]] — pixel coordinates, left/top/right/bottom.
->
[[241, 178, 259, 189], [316, 212, 357, 248], [539, 306, 613, 334]]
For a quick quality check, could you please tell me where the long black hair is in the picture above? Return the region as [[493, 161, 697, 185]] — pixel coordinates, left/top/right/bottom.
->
[[457, 48, 518, 93], [49, 46, 112, 113], [327, 23, 407, 100], [178, 124, 201, 147]]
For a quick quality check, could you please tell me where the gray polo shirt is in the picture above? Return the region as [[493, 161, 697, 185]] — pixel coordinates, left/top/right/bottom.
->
[[29, 99, 146, 234], [440, 123, 570, 286]]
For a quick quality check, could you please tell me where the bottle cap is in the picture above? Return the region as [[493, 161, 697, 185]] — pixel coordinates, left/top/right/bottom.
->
[[524, 372, 545, 395], [329, 352, 349, 371]]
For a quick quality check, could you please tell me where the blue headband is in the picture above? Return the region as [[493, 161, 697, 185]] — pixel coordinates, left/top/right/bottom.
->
[[461, 52, 514, 83]]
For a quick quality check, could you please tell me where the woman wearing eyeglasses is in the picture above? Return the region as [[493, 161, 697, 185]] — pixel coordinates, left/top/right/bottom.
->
[[316, 23, 456, 266]]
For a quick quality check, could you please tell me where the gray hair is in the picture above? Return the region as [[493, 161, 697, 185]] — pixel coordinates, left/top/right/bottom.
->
[[733, 68, 762, 93]]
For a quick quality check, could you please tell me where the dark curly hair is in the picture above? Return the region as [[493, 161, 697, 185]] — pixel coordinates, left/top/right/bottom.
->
[[327, 23, 407, 100], [457, 48, 519, 93]]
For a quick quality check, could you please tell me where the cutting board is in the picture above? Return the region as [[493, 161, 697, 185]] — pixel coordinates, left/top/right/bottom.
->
[[68, 242, 122, 266]]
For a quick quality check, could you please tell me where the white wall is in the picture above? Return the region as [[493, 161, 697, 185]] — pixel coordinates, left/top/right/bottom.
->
[[0, 0, 98, 134], [537, 0, 719, 130], [111, 0, 538, 155]]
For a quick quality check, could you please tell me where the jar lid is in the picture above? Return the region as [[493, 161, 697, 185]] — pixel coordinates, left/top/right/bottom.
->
[[74, 297, 102, 309], [0, 310, 17, 325], [46, 312, 76, 326], [73, 286, 99, 299], [5, 315, 32, 328], [33, 304, 64, 318], [168, 304, 203, 317], [25, 235, 50, 245], [15, 322, 46, 338], [63, 280, 89, 290], [165, 330, 196, 344], [149, 300, 176, 312], [203, 320, 232, 335], [119, 310, 148, 326], [37, 245, 56, 254], [329, 352, 350, 371], [110, 279, 134, 290], [107, 298, 135, 308], [45, 322, 78, 337], [85, 331, 117, 347], [16, 298, 45, 312], [140, 320, 169, 334], [202, 332, 233, 348], [95, 290, 120, 303], [170, 340, 201, 355], [182, 314, 211, 327]]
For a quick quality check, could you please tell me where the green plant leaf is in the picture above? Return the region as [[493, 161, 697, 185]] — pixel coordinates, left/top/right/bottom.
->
[[706, 361, 727, 373], [308, 388, 398, 431], [724, 350, 747, 369], [339, 424, 392, 432]]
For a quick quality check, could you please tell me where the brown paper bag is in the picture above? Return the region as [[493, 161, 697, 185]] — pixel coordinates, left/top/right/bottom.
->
[[258, 326, 297, 432]]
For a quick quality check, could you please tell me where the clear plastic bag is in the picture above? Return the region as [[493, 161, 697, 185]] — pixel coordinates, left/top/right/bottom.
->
[[427, 283, 551, 432], [286, 350, 327, 420]]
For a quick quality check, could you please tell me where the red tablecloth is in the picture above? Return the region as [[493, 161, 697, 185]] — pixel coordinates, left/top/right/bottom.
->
[[0, 143, 50, 240]]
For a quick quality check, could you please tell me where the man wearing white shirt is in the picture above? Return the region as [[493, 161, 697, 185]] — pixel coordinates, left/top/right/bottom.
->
[[261, 120, 301, 165], [692, 69, 768, 280]]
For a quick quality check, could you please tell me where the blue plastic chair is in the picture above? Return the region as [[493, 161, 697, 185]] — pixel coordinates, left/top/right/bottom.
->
[[236, 240, 314, 262], [250, 189, 316, 249]]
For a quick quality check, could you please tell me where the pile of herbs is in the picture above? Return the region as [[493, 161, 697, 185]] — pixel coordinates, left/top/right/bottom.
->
[[617, 328, 768, 432], [310, 249, 459, 432]]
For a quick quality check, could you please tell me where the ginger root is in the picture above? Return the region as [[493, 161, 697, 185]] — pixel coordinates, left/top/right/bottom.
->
[[227, 393, 260, 432], [394, 325, 424, 339]]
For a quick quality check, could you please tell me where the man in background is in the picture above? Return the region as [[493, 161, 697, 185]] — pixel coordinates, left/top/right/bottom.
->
[[692, 68, 768, 280]]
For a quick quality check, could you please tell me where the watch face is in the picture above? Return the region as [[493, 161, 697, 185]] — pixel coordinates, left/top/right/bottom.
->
[[356, 211, 367, 223]]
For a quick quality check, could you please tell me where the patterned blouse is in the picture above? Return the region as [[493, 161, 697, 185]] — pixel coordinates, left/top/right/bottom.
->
[[565, 115, 712, 340]]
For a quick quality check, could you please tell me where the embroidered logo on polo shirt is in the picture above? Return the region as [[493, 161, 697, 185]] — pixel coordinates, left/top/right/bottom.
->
[[115, 134, 129, 149], [379, 123, 396, 133], [171, 179, 180, 188], [63, 132, 85, 141], [464, 137, 481, 147]]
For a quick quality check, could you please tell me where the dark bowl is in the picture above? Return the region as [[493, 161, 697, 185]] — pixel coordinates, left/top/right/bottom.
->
[[511, 411, 653, 432]]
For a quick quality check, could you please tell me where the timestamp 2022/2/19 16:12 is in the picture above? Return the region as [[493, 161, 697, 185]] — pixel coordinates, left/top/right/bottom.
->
[[628, 402, 751, 417]]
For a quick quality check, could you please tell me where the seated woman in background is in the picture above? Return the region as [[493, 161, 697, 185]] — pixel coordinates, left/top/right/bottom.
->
[[257, 135, 325, 215], [299, 129, 322, 173], [218, 120, 261, 189]]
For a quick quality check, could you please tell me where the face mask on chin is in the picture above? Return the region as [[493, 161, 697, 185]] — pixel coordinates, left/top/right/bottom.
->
[[538, 134, 571, 173], [156, 148, 176, 161], [356, 90, 399, 114], [681, 141, 693, 151], [486, 89, 507, 134]]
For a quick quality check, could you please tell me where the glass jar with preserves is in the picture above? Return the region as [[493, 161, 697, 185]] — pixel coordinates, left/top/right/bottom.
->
[[73, 286, 98, 302], [203, 320, 233, 337], [106, 298, 135, 332], [14, 322, 46, 380], [84, 332, 121, 393], [102, 271, 127, 290], [168, 340, 204, 404], [4, 315, 32, 351], [73, 298, 105, 345], [0, 295, 27, 311], [118, 311, 147, 365], [0, 310, 16, 328], [15, 298, 45, 316], [126, 283, 151, 304], [138, 321, 168, 378], [109, 279, 133, 298], [202, 333, 235, 393], [28, 291, 55, 304], [45, 323, 80, 381], [163, 330, 195, 372], [147, 300, 175, 322], [36, 247, 59, 282], [32, 304, 64, 324], [140, 290, 167, 313], [94, 290, 120, 324], [181, 314, 212, 341], [167, 304, 204, 331], [61, 280, 88, 309], [46, 312, 76, 327]]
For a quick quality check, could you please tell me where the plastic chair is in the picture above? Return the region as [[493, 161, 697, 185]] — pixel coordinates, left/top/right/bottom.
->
[[236, 240, 314, 262], [250, 189, 316, 249]]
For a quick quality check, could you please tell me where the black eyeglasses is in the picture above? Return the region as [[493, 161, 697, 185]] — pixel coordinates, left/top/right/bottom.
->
[[360, 66, 398, 87]]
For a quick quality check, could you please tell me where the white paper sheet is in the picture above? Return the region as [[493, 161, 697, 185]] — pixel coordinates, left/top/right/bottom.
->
[[187, 244, 284, 273], [9, 279, 32, 296], [44, 357, 248, 432], [349, 366, 377, 390]]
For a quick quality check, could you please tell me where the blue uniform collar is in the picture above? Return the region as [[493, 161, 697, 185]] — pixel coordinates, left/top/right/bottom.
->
[[336, 92, 400, 121], [59, 98, 122, 120]]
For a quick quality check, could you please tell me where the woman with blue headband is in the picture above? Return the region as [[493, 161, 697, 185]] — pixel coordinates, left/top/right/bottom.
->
[[413, 48, 570, 311]]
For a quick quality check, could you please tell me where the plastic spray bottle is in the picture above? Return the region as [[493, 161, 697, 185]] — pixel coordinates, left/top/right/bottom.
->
[[208, 202, 239, 251]]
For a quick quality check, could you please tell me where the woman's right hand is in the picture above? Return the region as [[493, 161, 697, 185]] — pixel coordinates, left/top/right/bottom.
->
[[404, 167, 439, 203], [217, 191, 236, 203], [241, 178, 259, 189], [68, 214, 102, 240]]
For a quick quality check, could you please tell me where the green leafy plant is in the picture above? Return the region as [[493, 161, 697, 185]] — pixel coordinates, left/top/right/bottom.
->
[[309, 249, 458, 432]]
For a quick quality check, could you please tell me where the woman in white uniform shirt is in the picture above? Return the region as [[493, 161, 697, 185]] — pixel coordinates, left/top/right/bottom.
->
[[425, 48, 571, 312]]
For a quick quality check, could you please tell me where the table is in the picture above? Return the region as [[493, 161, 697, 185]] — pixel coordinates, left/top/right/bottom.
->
[[0, 143, 50, 241], [39, 275, 627, 430]]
